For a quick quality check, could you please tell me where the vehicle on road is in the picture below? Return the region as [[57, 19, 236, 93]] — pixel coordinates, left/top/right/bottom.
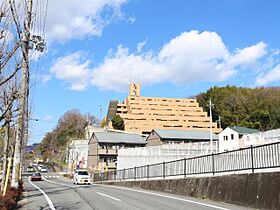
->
[[27, 166, 34, 172], [40, 167, 47, 172], [73, 169, 90, 185], [30, 172, 42, 181], [38, 164, 44, 170]]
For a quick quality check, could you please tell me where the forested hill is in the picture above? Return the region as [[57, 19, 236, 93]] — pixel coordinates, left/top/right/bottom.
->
[[196, 86, 280, 131]]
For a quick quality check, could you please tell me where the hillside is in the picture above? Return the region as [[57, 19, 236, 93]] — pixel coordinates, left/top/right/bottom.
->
[[196, 86, 280, 130]]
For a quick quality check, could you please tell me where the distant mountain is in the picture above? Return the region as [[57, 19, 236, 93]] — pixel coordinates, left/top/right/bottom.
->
[[196, 86, 280, 130]]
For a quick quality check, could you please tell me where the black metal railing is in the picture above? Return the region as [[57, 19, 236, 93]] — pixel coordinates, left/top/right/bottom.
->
[[93, 141, 280, 181]]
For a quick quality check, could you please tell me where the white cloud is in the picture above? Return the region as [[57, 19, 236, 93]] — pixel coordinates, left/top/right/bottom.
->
[[256, 64, 280, 85], [137, 40, 147, 53], [91, 30, 268, 91], [44, 0, 128, 43], [50, 30, 274, 91], [42, 115, 54, 121], [40, 74, 51, 83], [229, 42, 267, 66], [50, 52, 91, 90]]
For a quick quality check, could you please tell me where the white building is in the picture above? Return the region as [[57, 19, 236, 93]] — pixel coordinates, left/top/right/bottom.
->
[[218, 126, 259, 152], [242, 128, 280, 147], [85, 125, 105, 140], [67, 139, 89, 170], [117, 129, 219, 170]]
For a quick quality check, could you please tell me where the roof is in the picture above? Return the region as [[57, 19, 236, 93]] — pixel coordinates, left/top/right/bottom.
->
[[229, 126, 259, 134], [93, 132, 146, 144], [153, 129, 218, 140]]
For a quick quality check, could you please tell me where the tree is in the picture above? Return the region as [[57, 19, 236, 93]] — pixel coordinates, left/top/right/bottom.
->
[[100, 118, 106, 128], [111, 115, 124, 130], [39, 110, 98, 161], [196, 86, 280, 130]]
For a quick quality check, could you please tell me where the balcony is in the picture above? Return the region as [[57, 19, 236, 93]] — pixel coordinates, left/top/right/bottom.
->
[[98, 162, 117, 170], [98, 148, 118, 155]]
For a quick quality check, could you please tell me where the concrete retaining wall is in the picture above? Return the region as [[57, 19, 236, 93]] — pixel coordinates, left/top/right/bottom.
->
[[103, 172, 280, 209]]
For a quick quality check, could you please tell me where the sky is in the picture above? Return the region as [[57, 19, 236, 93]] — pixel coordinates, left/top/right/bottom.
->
[[28, 0, 280, 144]]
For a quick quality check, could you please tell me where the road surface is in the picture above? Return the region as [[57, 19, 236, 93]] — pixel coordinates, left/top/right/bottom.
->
[[20, 171, 254, 210]]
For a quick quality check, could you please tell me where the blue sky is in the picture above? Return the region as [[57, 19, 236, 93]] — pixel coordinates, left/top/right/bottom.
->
[[29, 0, 280, 144]]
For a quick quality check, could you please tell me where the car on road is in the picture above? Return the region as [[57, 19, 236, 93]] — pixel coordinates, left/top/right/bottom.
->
[[40, 167, 47, 172], [27, 166, 34, 172], [73, 170, 90, 185], [30, 172, 42, 181], [38, 164, 44, 170]]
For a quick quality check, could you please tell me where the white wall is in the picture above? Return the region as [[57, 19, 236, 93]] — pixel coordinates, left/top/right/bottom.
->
[[117, 142, 219, 170], [242, 129, 280, 147], [218, 128, 239, 152], [68, 140, 89, 169]]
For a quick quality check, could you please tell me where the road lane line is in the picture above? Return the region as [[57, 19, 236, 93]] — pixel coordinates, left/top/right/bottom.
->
[[28, 178, 56, 210], [44, 177, 92, 189], [95, 184, 229, 210], [96, 192, 121, 201], [43, 177, 72, 187]]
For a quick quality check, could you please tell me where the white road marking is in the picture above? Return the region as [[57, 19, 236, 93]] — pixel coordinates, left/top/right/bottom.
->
[[44, 177, 91, 188], [28, 178, 56, 210], [96, 192, 121, 202], [96, 184, 230, 210], [43, 177, 72, 187]]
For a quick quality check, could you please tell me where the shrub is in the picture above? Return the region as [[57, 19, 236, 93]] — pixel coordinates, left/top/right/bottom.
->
[[0, 180, 23, 210]]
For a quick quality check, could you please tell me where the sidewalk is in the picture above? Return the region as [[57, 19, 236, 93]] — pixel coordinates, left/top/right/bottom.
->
[[17, 191, 28, 210]]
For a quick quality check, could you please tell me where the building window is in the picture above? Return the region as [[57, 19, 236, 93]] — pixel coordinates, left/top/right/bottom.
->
[[223, 136, 228, 141], [231, 134, 234, 140]]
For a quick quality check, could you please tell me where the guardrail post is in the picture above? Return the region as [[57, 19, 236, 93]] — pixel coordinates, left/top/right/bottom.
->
[[163, 162, 165, 179], [184, 158, 186, 178], [134, 167, 137, 180], [250, 145, 254, 173], [147, 164, 149, 180], [212, 153, 215, 175], [123, 169, 125, 180]]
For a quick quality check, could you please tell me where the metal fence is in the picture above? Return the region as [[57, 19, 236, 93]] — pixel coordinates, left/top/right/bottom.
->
[[94, 141, 280, 181]]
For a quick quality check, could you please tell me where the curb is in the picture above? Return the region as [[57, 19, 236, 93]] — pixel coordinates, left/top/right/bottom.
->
[[17, 191, 28, 210]]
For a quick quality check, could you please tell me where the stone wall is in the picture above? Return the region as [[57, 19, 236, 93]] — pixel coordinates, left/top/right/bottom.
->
[[103, 172, 280, 209]]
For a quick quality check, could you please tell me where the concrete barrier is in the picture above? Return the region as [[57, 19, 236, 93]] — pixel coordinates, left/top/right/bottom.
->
[[102, 172, 280, 209]]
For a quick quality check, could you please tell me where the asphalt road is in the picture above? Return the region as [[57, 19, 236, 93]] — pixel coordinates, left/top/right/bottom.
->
[[20, 171, 254, 210]]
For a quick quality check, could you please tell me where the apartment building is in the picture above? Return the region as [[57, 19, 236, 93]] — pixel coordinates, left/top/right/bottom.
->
[[147, 129, 218, 146], [87, 131, 146, 172], [106, 83, 221, 134]]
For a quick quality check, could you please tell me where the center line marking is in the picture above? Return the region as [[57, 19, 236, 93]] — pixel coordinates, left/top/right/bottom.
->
[[28, 178, 56, 210], [96, 192, 121, 201]]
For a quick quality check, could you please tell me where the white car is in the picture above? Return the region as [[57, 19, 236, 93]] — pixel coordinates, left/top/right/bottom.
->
[[73, 170, 90, 185], [40, 167, 47, 172]]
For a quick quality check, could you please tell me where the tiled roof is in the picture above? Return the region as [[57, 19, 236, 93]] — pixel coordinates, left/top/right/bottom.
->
[[229, 126, 259, 134], [154, 129, 218, 140], [94, 132, 146, 144]]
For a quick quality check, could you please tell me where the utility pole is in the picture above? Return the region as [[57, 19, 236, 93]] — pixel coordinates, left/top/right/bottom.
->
[[209, 98, 214, 154], [11, 0, 33, 189], [218, 115, 222, 129], [99, 105, 103, 126]]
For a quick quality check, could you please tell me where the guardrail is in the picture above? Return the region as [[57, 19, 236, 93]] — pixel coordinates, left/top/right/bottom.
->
[[94, 141, 280, 181]]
